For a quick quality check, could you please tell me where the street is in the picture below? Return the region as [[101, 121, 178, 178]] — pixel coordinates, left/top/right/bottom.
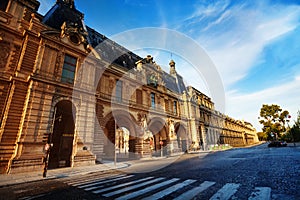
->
[[1, 143, 299, 200]]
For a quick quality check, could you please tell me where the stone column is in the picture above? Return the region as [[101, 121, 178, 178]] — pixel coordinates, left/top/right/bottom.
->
[[201, 125, 208, 151]]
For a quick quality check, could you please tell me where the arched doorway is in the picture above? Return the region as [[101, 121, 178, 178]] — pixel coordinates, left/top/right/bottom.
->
[[103, 112, 137, 159], [175, 123, 188, 152], [115, 127, 130, 158], [48, 100, 75, 169], [149, 119, 168, 156]]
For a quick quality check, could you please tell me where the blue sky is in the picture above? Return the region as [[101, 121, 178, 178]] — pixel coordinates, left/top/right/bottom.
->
[[38, 0, 300, 131]]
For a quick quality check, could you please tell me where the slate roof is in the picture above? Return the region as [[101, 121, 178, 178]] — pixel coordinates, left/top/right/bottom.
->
[[42, 0, 85, 32], [86, 26, 140, 71], [41, 0, 187, 94], [86, 26, 187, 94]]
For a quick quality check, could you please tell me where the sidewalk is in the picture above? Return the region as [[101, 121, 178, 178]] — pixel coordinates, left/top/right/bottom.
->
[[0, 153, 188, 187], [0, 161, 129, 188]]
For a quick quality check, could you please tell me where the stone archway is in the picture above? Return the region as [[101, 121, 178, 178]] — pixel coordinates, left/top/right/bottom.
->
[[148, 118, 168, 156], [103, 111, 138, 159], [48, 100, 76, 169], [175, 123, 188, 152]]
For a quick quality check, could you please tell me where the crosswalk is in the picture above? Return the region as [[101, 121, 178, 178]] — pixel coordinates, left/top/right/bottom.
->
[[64, 173, 272, 200]]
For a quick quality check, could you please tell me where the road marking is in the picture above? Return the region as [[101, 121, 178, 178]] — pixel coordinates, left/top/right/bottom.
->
[[66, 173, 122, 185], [70, 174, 126, 186], [116, 178, 179, 200], [103, 177, 165, 197], [143, 179, 197, 200], [67, 174, 273, 200], [78, 175, 134, 189], [92, 177, 154, 194], [174, 181, 216, 200], [209, 183, 240, 200], [248, 187, 271, 200]]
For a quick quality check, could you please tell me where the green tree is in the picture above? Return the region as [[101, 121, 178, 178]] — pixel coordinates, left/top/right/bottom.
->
[[257, 131, 268, 141], [259, 104, 290, 140], [289, 110, 300, 142]]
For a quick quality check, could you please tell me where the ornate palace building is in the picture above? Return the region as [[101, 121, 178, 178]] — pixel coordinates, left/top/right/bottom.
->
[[0, 0, 258, 174]]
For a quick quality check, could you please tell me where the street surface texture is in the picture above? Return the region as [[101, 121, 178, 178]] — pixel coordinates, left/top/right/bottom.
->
[[0, 143, 299, 200]]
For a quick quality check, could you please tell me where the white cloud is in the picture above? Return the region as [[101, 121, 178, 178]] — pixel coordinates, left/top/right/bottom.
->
[[180, 1, 300, 129], [196, 3, 300, 89], [226, 75, 300, 130], [189, 0, 230, 19]]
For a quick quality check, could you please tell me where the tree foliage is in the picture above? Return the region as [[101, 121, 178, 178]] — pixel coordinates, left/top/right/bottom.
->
[[259, 104, 290, 140], [257, 132, 268, 141], [284, 110, 300, 142]]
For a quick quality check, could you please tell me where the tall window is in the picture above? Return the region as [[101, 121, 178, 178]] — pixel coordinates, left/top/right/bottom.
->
[[165, 99, 169, 112], [136, 89, 142, 105], [173, 101, 177, 115], [61, 54, 77, 84], [150, 93, 155, 108], [116, 80, 123, 102]]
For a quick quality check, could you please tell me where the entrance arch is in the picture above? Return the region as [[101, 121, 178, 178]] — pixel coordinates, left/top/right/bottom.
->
[[148, 118, 168, 156], [103, 111, 138, 159], [175, 123, 188, 152], [48, 100, 76, 169]]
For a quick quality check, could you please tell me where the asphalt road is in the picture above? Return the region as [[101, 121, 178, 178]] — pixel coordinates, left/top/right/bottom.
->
[[1, 143, 299, 200]]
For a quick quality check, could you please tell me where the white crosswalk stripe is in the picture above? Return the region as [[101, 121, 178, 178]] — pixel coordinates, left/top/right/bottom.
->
[[92, 176, 154, 194], [103, 177, 165, 197], [143, 179, 197, 200], [248, 187, 271, 200], [65, 173, 124, 185], [69, 174, 127, 186], [65, 175, 272, 200], [115, 178, 179, 200], [209, 183, 240, 200], [79, 174, 134, 190], [174, 181, 216, 200]]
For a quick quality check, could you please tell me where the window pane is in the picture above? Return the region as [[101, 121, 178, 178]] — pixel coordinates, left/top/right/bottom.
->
[[63, 63, 76, 71], [64, 55, 77, 65], [116, 80, 122, 102], [61, 54, 77, 84], [151, 93, 155, 108], [173, 101, 177, 114]]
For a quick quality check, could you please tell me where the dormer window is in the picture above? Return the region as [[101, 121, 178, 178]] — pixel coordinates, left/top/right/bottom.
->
[[147, 74, 158, 88]]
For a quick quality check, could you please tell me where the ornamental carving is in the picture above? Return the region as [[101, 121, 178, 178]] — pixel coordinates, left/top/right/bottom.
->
[[60, 21, 88, 48], [168, 118, 175, 139], [147, 72, 158, 88], [0, 41, 10, 69]]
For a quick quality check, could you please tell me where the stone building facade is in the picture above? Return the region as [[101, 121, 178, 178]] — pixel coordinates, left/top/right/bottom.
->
[[185, 86, 258, 150], [0, 0, 258, 174]]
